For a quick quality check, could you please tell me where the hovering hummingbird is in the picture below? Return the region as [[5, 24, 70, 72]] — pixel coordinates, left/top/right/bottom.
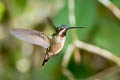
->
[[11, 18, 84, 66]]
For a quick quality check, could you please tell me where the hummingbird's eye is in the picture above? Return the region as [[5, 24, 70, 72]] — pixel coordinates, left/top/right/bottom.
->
[[56, 27, 62, 32], [58, 28, 61, 30]]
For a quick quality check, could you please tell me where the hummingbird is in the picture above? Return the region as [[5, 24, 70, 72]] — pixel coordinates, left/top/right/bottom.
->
[[11, 18, 84, 66]]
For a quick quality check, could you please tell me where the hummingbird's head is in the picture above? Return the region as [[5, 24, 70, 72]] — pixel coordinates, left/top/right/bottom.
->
[[56, 25, 68, 37], [56, 24, 85, 37]]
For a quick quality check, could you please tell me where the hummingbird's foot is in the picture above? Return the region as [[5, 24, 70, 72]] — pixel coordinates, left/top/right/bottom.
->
[[55, 54, 59, 56]]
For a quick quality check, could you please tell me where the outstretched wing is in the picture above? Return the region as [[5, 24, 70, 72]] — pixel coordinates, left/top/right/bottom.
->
[[11, 29, 50, 48]]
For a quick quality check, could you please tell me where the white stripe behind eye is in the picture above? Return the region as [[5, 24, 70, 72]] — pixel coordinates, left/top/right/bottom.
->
[[58, 28, 66, 36]]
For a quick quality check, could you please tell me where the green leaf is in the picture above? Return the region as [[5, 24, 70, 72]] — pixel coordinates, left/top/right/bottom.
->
[[75, 0, 98, 40]]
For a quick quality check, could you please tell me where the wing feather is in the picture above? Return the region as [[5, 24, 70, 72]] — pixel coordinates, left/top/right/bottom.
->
[[11, 29, 50, 48]]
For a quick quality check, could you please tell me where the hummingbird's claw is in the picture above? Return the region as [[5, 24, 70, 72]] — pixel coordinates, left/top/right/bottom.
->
[[55, 54, 58, 56]]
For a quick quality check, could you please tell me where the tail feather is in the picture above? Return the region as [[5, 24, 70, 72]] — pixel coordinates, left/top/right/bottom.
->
[[42, 54, 49, 66], [42, 58, 49, 66]]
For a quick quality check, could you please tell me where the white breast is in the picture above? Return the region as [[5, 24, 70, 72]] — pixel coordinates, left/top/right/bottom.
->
[[52, 36, 66, 54]]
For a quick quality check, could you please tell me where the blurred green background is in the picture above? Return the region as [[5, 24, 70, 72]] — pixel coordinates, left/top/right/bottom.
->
[[0, 0, 120, 80]]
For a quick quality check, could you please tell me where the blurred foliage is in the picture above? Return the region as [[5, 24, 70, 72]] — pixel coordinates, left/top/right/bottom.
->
[[0, 1, 4, 21], [0, 0, 120, 80]]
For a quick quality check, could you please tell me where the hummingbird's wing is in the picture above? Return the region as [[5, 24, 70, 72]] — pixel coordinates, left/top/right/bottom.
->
[[47, 17, 57, 31], [11, 29, 50, 48]]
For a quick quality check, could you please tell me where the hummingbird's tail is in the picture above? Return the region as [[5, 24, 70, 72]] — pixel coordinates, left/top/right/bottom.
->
[[42, 59, 49, 66], [42, 54, 49, 66]]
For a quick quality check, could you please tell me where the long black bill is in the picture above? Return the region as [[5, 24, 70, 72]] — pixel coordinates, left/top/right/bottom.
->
[[66, 27, 85, 30]]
